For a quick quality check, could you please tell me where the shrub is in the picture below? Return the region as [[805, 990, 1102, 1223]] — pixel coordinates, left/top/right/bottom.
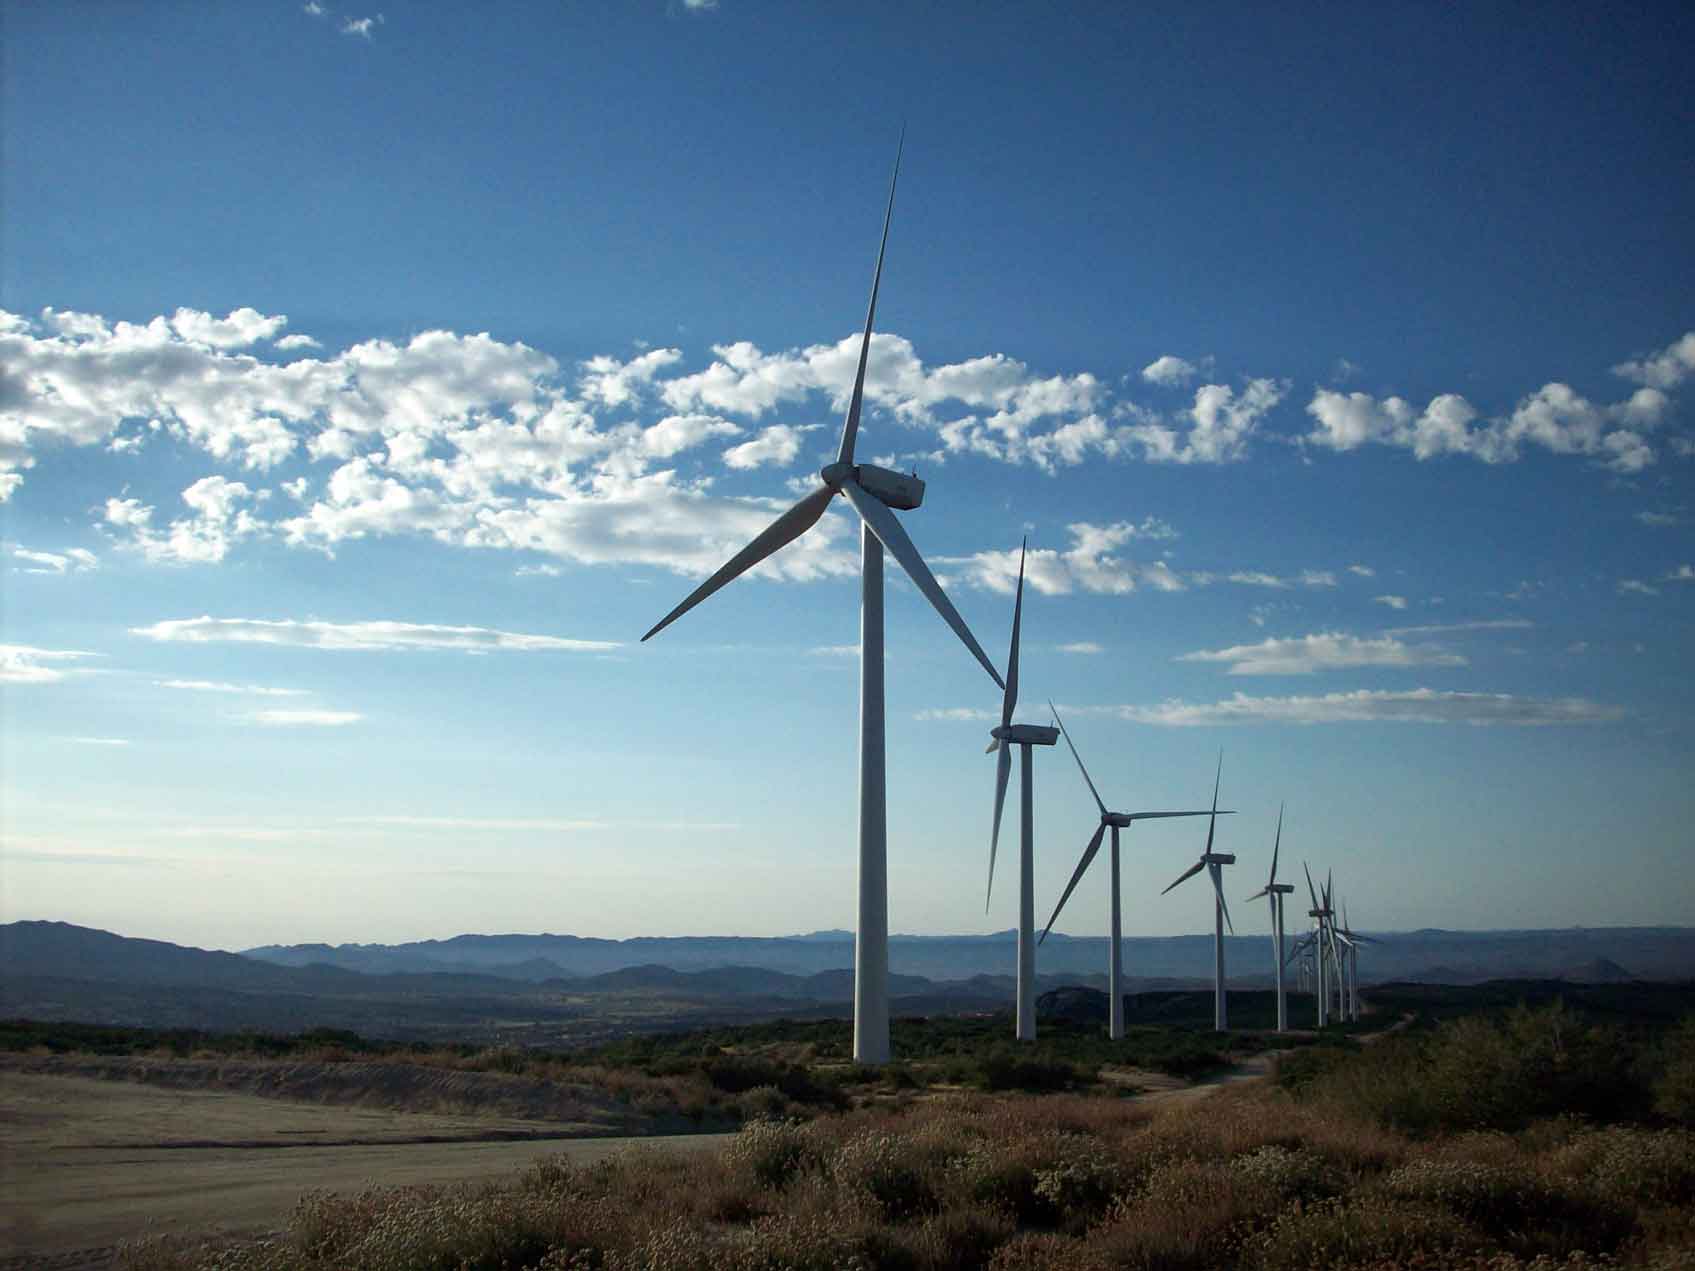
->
[[1654, 1016, 1695, 1126], [1253, 1194, 1480, 1269], [1385, 1158, 1633, 1256], [833, 1130, 941, 1222], [723, 1118, 827, 1189]]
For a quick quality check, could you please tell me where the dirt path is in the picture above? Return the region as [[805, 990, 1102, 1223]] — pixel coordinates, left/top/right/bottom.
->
[[0, 1072, 733, 1269]]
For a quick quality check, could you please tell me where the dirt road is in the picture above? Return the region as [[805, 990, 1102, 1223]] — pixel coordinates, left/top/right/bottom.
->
[[0, 1072, 732, 1269]]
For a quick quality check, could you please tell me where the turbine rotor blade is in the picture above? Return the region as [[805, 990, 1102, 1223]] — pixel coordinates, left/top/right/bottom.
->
[[839, 478, 1004, 689], [1244, 886, 1271, 902], [1210, 863, 1234, 935], [985, 742, 1011, 911], [1001, 538, 1025, 729], [1125, 809, 1231, 821], [1270, 802, 1283, 886], [835, 129, 903, 468], [1304, 861, 1320, 911], [1049, 698, 1106, 818], [642, 485, 836, 641], [1161, 857, 1206, 896], [984, 737, 1001, 754], [1203, 751, 1222, 856], [1040, 822, 1106, 945]]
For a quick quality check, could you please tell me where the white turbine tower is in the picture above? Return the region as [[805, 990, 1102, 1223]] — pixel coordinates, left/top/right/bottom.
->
[[1243, 803, 1295, 1032], [1335, 900, 1377, 1021], [641, 140, 1005, 1064], [1039, 703, 1225, 1040], [1159, 755, 1235, 1032], [1302, 862, 1335, 1028], [982, 542, 1057, 1042]]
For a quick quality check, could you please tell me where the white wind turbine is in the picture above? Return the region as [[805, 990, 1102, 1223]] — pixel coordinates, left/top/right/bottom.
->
[[1039, 703, 1226, 1040], [982, 541, 1057, 1042], [1302, 862, 1335, 1028], [1335, 899, 1377, 1022], [1159, 755, 1235, 1032], [641, 139, 1005, 1064], [1243, 803, 1295, 1033]]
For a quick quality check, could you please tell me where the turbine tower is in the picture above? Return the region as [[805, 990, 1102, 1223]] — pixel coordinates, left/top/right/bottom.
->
[[1159, 755, 1235, 1032], [983, 542, 1057, 1042], [1243, 803, 1295, 1032], [1303, 862, 1333, 1028], [1336, 901, 1377, 1021], [642, 139, 1005, 1064], [1039, 703, 1224, 1040]]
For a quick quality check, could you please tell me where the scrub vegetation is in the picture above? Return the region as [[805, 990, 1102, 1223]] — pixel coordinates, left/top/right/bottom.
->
[[113, 996, 1695, 1270]]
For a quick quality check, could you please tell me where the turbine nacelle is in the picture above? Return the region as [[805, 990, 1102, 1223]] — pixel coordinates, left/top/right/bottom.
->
[[989, 722, 1060, 748], [1202, 852, 1236, 866], [819, 461, 925, 510]]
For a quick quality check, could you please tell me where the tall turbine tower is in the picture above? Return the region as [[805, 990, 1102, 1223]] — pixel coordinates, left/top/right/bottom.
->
[[1243, 803, 1295, 1032], [983, 542, 1057, 1042], [1160, 755, 1235, 1032], [642, 140, 1005, 1064], [1303, 862, 1333, 1028], [1039, 702, 1224, 1040]]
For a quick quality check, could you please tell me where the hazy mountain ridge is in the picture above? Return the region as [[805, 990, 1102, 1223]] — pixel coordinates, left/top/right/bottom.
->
[[241, 925, 1695, 983]]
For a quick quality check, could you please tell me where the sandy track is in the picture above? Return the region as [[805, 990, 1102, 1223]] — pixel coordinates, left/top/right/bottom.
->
[[0, 1072, 732, 1268]]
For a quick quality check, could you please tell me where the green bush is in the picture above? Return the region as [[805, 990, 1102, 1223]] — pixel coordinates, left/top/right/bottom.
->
[[1654, 1016, 1695, 1126]]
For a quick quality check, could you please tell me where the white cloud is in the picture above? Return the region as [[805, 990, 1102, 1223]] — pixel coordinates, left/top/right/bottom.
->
[[515, 563, 562, 578], [1617, 579, 1659, 596], [156, 679, 309, 697], [1384, 619, 1531, 637], [12, 545, 97, 575], [131, 616, 620, 653], [1141, 355, 1198, 386], [1374, 594, 1409, 610], [1112, 689, 1622, 726], [1612, 331, 1695, 390], [914, 707, 998, 722], [809, 644, 860, 658], [0, 644, 100, 684], [169, 307, 287, 349], [249, 709, 362, 726], [340, 13, 383, 38], [937, 520, 1186, 596], [69, 736, 131, 746], [1119, 378, 1288, 464], [276, 333, 322, 351], [104, 477, 267, 564], [1567, 641, 1589, 655], [1058, 641, 1104, 654], [579, 348, 683, 408], [1222, 569, 1336, 590], [1635, 510, 1680, 527], [722, 424, 817, 470], [682, 0, 719, 9], [1305, 374, 1675, 474], [1666, 564, 1695, 584], [1347, 563, 1375, 577], [303, 1, 326, 14], [1176, 631, 1466, 676]]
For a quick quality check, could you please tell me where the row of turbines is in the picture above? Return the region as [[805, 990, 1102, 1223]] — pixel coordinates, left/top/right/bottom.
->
[[641, 138, 1373, 1063]]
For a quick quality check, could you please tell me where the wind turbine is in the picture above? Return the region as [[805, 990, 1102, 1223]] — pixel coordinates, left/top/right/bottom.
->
[[1303, 862, 1334, 1028], [1039, 704, 1226, 1040], [1159, 755, 1235, 1032], [641, 139, 1005, 1064], [1243, 803, 1295, 1032], [1336, 901, 1377, 1021], [982, 541, 1057, 1042]]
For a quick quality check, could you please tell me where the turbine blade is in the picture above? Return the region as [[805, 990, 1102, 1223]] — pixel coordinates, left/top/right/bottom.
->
[[1269, 802, 1283, 886], [1125, 809, 1232, 821], [839, 478, 1004, 689], [1203, 751, 1222, 856], [1002, 538, 1025, 729], [1244, 886, 1271, 902], [835, 129, 903, 468], [984, 737, 1001, 754], [1304, 861, 1320, 910], [1049, 698, 1107, 818], [1040, 822, 1106, 945], [1161, 856, 1206, 896], [1210, 863, 1234, 935], [985, 742, 1011, 911], [642, 485, 836, 641]]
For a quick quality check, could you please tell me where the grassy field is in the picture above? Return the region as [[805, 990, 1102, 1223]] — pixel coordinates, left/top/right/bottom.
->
[[113, 998, 1695, 1270]]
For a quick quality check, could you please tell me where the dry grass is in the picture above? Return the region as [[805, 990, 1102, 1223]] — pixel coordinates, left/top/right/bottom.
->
[[119, 1010, 1695, 1271]]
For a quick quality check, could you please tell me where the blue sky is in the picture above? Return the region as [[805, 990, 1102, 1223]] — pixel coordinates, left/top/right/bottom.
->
[[3, 2, 1692, 952]]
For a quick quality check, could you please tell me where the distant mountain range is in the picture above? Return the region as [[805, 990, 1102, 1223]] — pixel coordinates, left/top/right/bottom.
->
[[241, 925, 1695, 985], [3, 921, 1692, 1046]]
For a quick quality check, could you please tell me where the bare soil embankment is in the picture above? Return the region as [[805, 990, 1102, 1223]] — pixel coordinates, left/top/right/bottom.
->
[[0, 1067, 731, 1269]]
